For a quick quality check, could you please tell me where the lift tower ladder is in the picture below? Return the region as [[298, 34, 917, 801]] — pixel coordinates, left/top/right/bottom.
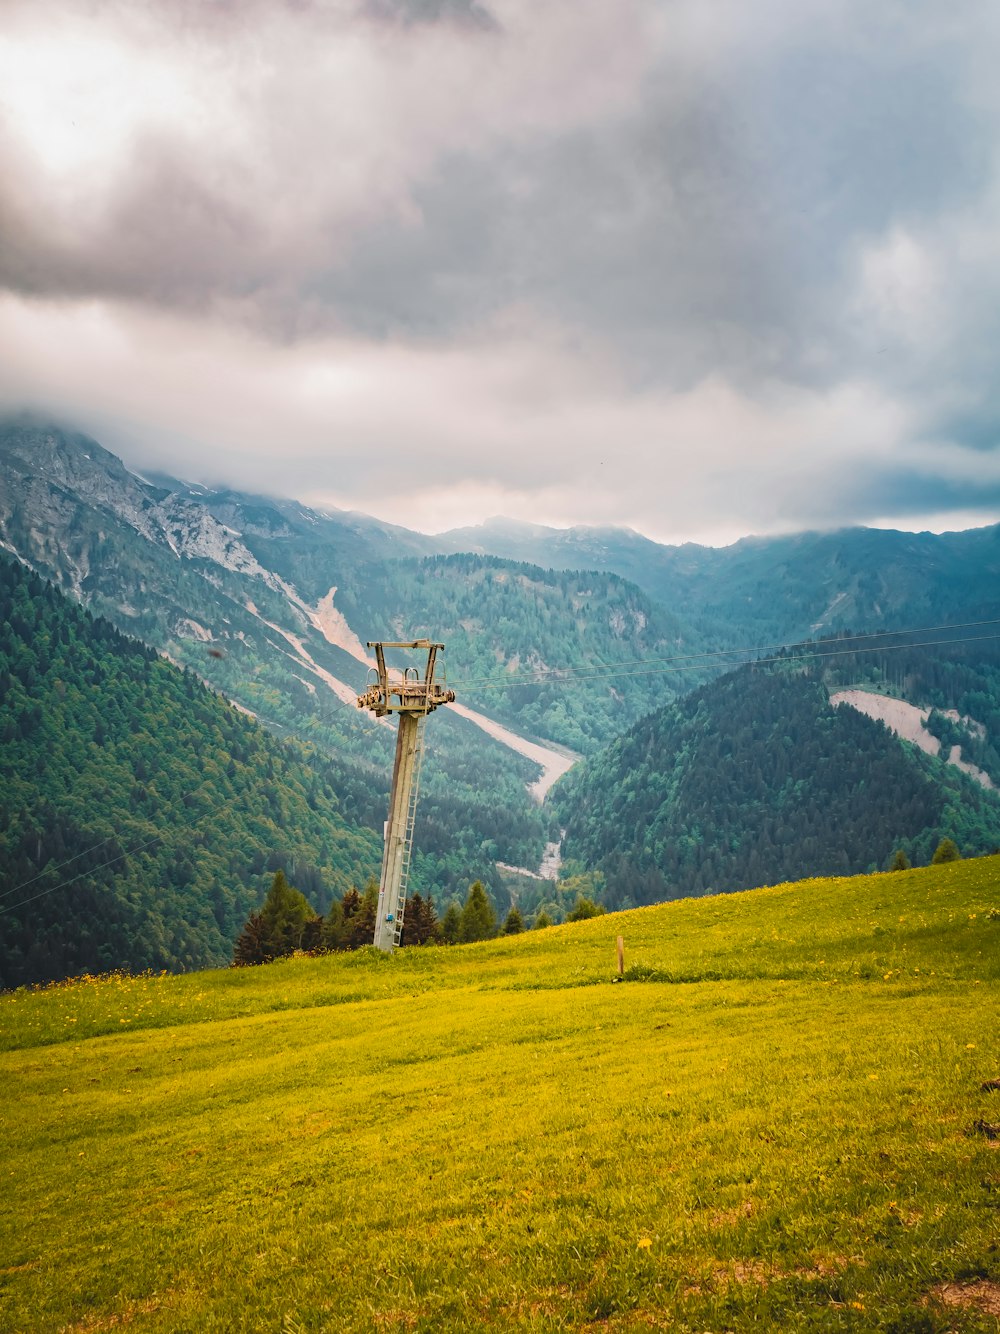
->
[[357, 640, 455, 952]]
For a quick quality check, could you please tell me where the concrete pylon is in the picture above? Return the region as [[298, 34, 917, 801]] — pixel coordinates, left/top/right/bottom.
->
[[373, 711, 421, 951], [357, 641, 455, 952]]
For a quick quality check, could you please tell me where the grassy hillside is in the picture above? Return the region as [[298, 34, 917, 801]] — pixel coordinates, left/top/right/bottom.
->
[[2, 859, 998, 1332]]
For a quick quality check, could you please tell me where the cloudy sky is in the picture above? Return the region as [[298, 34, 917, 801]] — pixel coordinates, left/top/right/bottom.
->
[[1, 0, 999, 544]]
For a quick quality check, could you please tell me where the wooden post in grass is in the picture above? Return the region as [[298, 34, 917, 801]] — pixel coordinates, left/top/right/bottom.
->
[[616, 935, 624, 978]]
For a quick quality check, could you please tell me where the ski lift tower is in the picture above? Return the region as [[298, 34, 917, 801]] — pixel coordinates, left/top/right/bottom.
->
[[357, 640, 455, 952]]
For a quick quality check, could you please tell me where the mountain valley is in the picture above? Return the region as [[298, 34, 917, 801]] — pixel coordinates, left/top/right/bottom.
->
[[1, 414, 998, 985]]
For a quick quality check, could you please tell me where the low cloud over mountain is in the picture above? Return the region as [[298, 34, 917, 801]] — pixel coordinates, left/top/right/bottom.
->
[[2, 0, 999, 540]]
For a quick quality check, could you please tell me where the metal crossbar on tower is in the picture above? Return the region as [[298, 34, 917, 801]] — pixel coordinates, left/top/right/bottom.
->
[[357, 640, 455, 952]]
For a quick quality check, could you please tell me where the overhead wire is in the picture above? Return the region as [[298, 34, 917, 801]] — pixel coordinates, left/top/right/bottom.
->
[[0, 836, 123, 903], [0, 778, 234, 919], [0, 830, 165, 919], [489, 631, 1000, 690], [448, 618, 1000, 691]]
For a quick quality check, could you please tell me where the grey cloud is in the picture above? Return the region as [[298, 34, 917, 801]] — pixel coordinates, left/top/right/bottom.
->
[[0, 143, 262, 310], [322, 11, 994, 389], [1, 0, 999, 539], [146, 0, 498, 27], [3, 0, 991, 387], [757, 457, 1000, 528], [929, 408, 1000, 457], [362, 0, 498, 28]]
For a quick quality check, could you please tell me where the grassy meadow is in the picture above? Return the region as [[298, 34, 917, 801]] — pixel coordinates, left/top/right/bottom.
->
[[1, 858, 999, 1332]]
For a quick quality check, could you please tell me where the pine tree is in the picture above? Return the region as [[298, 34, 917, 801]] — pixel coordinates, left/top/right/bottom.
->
[[321, 896, 345, 950], [503, 905, 524, 934], [889, 848, 911, 871], [403, 892, 441, 945], [301, 916, 323, 952], [534, 909, 553, 929], [567, 896, 605, 921], [931, 837, 961, 864], [258, 869, 317, 956], [343, 877, 378, 948], [233, 910, 269, 965], [460, 880, 497, 942], [441, 901, 462, 944], [401, 891, 424, 945], [421, 894, 442, 944]]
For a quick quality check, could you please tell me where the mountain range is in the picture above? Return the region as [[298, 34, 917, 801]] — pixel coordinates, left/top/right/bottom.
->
[[1, 413, 998, 984], [437, 514, 1000, 645]]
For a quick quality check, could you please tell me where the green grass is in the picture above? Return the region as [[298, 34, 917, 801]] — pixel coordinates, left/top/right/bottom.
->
[[2, 859, 999, 1332]]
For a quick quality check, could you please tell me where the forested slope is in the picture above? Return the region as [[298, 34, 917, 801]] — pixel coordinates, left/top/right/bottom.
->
[[340, 552, 702, 751], [0, 422, 551, 900], [0, 553, 568, 987], [553, 664, 1000, 908], [820, 638, 1000, 785], [644, 525, 1000, 645], [0, 555, 385, 987]]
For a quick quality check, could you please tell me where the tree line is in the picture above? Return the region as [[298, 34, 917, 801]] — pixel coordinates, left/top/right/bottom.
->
[[233, 871, 606, 965]]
